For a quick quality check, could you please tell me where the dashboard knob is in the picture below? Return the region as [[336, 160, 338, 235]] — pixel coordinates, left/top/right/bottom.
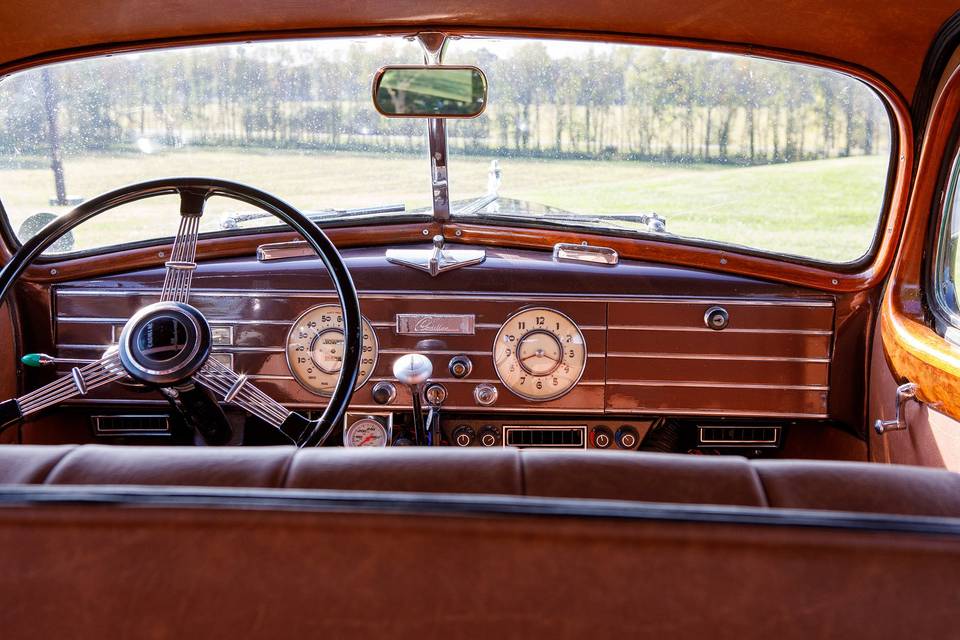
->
[[616, 425, 640, 449], [448, 355, 473, 378], [474, 383, 498, 406], [479, 425, 500, 447], [592, 426, 613, 449], [392, 353, 433, 386], [371, 381, 397, 405], [424, 382, 448, 406], [452, 425, 476, 447]]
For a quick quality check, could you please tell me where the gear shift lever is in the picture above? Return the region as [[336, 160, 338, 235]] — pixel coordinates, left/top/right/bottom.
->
[[392, 354, 433, 446]]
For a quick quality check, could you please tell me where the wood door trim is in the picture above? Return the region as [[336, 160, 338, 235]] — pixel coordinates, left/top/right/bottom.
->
[[881, 60, 960, 418]]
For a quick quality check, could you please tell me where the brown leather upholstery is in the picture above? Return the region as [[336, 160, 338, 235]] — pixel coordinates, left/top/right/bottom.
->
[[754, 458, 960, 517], [1, 492, 960, 639], [3, 447, 960, 638], [5, 444, 960, 517]]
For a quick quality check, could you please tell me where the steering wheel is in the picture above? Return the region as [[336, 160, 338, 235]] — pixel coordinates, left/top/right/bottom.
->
[[0, 178, 362, 447]]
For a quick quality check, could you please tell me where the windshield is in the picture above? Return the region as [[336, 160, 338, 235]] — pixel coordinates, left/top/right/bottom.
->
[[0, 37, 432, 252], [0, 36, 892, 263], [444, 39, 893, 263]]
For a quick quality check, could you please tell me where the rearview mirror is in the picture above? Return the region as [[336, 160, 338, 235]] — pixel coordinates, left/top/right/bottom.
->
[[373, 66, 487, 118]]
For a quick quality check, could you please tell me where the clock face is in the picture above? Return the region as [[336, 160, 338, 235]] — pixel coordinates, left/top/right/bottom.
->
[[492, 308, 587, 401], [285, 304, 378, 396]]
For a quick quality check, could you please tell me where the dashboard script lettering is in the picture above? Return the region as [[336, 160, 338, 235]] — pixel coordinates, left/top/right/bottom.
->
[[396, 314, 476, 335]]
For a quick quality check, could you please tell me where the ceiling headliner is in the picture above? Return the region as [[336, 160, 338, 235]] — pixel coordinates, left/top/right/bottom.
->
[[0, 0, 955, 104]]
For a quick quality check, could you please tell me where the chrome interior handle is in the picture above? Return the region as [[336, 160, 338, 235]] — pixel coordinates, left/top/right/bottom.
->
[[874, 382, 919, 435]]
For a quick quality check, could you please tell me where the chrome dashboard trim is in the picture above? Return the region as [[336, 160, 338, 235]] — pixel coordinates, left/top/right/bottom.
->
[[607, 325, 833, 335], [552, 242, 619, 266], [607, 352, 831, 363], [54, 287, 834, 307], [606, 380, 829, 391], [62, 398, 827, 419], [396, 313, 476, 335]]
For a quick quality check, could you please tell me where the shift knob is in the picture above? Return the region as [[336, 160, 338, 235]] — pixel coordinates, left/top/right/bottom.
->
[[392, 353, 433, 386]]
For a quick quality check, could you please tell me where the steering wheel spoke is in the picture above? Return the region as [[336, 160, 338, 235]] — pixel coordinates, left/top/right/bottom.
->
[[159, 189, 208, 304], [9, 352, 126, 425], [193, 357, 306, 439]]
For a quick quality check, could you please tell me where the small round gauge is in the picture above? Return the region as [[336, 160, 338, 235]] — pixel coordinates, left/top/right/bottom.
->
[[286, 304, 378, 396], [344, 417, 389, 448], [493, 307, 587, 401]]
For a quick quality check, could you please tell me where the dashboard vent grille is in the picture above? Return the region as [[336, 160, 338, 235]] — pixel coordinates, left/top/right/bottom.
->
[[92, 414, 171, 437], [698, 426, 781, 447], [504, 426, 586, 449]]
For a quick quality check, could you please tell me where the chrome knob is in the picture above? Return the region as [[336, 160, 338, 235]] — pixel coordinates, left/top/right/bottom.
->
[[424, 382, 448, 406], [448, 355, 473, 378], [371, 381, 397, 405], [473, 383, 498, 406], [392, 353, 433, 386]]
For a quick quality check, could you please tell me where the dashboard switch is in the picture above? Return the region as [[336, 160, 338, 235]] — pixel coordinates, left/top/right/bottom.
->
[[371, 381, 397, 405], [592, 426, 613, 449], [452, 425, 476, 447], [616, 425, 640, 449], [448, 355, 473, 378], [474, 383, 498, 406], [479, 426, 500, 447]]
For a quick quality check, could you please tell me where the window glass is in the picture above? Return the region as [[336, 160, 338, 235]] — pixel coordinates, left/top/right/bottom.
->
[[932, 150, 960, 335], [445, 39, 893, 263], [0, 37, 429, 253]]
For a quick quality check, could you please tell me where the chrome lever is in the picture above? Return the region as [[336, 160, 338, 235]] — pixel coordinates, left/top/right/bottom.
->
[[874, 382, 919, 434]]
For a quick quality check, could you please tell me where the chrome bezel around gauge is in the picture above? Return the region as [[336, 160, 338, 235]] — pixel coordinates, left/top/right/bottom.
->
[[343, 413, 393, 447], [285, 304, 379, 397], [492, 306, 587, 402]]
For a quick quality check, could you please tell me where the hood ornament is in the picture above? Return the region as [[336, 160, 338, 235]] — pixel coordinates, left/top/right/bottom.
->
[[386, 235, 485, 277]]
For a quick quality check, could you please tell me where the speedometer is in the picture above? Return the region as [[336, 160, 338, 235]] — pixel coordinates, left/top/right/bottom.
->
[[493, 307, 587, 401], [285, 304, 378, 396]]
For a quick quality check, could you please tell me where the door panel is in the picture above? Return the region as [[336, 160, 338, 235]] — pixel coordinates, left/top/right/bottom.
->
[[870, 329, 960, 468], [873, 57, 960, 465]]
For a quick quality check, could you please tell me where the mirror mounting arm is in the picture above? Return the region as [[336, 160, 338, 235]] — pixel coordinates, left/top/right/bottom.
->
[[417, 32, 452, 222]]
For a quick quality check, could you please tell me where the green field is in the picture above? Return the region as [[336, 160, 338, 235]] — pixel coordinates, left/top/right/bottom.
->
[[0, 149, 888, 263]]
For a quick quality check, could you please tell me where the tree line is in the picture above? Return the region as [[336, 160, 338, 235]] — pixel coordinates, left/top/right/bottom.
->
[[0, 40, 891, 167]]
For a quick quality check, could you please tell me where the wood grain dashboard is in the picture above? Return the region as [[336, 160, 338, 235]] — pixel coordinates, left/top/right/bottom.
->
[[44, 244, 837, 420]]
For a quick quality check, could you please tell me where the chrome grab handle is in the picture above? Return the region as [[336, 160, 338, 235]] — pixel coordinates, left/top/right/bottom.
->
[[874, 382, 919, 434]]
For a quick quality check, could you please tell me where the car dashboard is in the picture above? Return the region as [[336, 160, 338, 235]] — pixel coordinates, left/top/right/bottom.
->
[[35, 238, 843, 455]]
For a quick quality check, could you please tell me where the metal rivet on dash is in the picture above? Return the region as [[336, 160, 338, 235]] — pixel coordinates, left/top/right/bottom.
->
[[455, 229, 462, 237], [719, 258, 728, 265], [49, 268, 57, 275], [158, 251, 165, 258], [832, 279, 839, 285], [422, 229, 430, 236]]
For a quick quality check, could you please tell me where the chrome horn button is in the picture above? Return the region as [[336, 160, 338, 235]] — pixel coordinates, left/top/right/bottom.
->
[[117, 301, 211, 385]]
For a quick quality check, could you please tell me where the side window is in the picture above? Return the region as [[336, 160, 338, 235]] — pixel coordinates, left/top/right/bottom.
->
[[932, 149, 960, 340]]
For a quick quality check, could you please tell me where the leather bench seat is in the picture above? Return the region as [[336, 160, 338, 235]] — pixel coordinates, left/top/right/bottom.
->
[[2, 444, 959, 517]]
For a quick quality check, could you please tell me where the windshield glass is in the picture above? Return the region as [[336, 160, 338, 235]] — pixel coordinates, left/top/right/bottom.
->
[[445, 39, 893, 263], [0, 36, 892, 263], [0, 37, 431, 253]]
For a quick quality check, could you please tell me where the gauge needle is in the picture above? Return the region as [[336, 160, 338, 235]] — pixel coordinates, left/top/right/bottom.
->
[[357, 435, 375, 447], [520, 350, 559, 363]]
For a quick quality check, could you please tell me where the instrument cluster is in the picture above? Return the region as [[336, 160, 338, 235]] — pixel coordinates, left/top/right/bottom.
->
[[284, 304, 588, 408]]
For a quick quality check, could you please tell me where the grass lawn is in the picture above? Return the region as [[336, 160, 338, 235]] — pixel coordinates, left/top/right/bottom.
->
[[0, 149, 888, 263]]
